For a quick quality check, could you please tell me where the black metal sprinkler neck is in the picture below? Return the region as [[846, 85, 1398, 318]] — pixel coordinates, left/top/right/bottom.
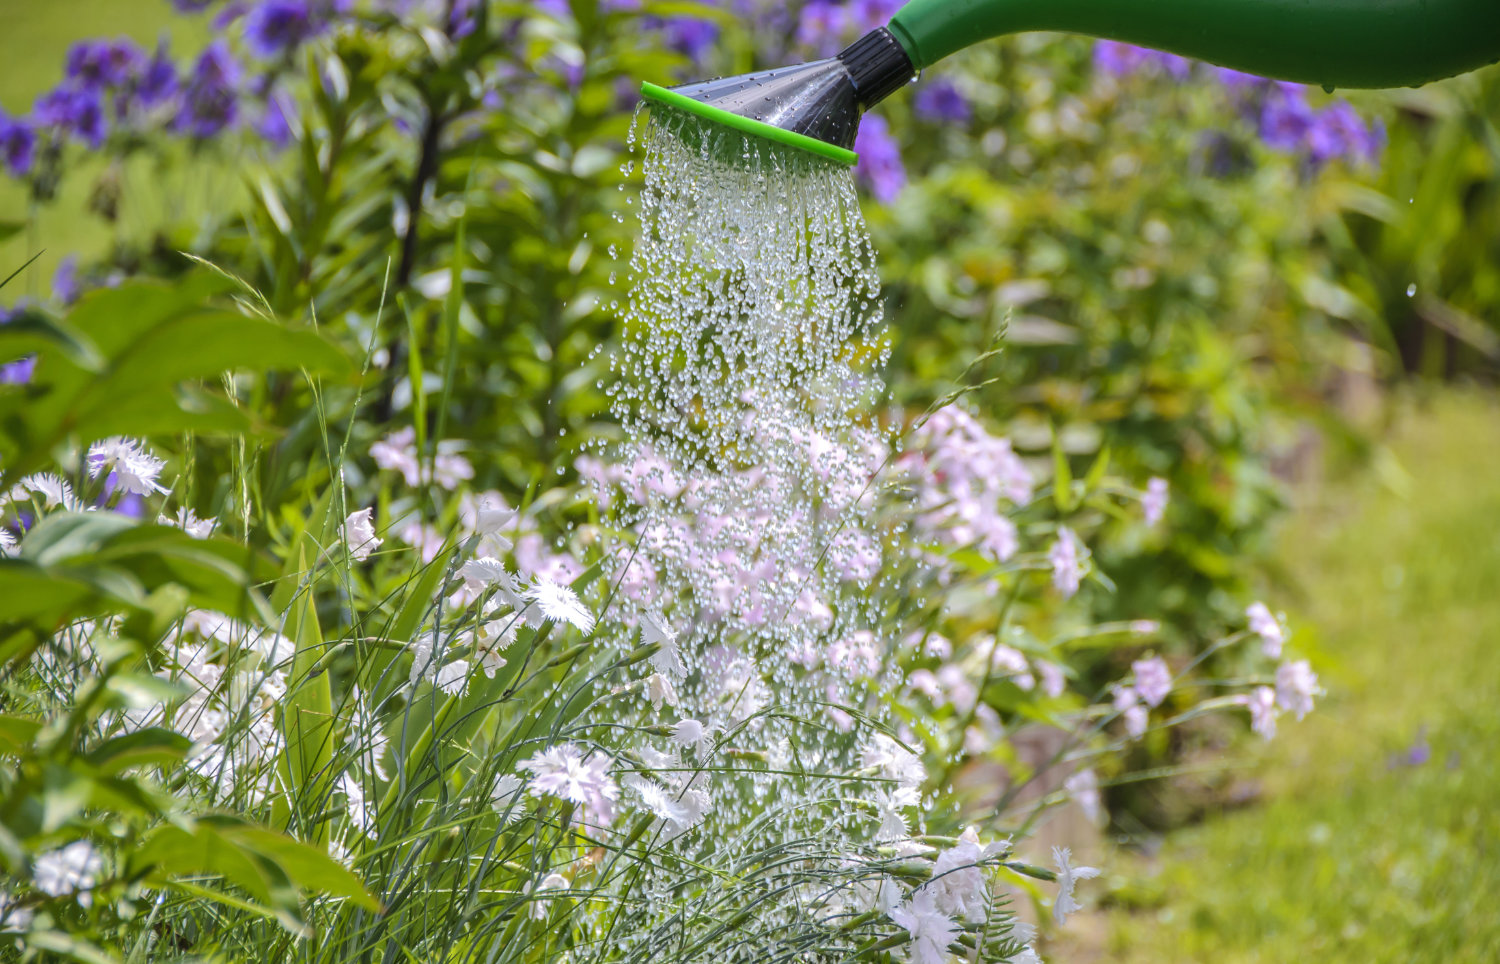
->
[[838, 27, 917, 110]]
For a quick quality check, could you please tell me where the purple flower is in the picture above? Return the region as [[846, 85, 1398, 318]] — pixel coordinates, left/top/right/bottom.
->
[[256, 86, 296, 148], [448, 0, 479, 38], [138, 41, 181, 108], [854, 112, 905, 203], [1093, 40, 1150, 76], [65, 39, 147, 91], [662, 17, 719, 62], [0, 355, 36, 385], [175, 41, 241, 138], [1213, 66, 1264, 89], [796, 1, 849, 58], [0, 112, 36, 177], [912, 79, 970, 123], [171, 0, 219, 11], [1308, 101, 1383, 165], [1093, 41, 1191, 79], [244, 0, 319, 59], [848, 0, 903, 33], [52, 256, 80, 307], [34, 86, 109, 148], [1258, 83, 1315, 153], [0, 303, 37, 385]]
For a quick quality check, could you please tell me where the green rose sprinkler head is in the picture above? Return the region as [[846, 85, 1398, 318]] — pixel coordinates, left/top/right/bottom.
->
[[640, 28, 914, 168]]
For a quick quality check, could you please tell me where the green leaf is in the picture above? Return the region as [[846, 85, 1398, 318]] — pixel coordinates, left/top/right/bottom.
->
[[84, 727, 193, 775], [0, 714, 41, 755], [0, 272, 352, 476], [1052, 425, 1074, 513], [279, 549, 335, 832], [23, 930, 123, 964]]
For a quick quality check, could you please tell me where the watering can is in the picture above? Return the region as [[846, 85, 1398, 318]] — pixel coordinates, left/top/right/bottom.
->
[[640, 0, 1500, 166]]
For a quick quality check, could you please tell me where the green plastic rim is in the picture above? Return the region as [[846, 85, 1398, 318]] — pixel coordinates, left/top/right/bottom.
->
[[639, 81, 859, 167]]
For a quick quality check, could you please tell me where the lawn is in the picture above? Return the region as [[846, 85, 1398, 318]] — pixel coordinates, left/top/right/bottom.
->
[[1082, 389, 1500, 963]]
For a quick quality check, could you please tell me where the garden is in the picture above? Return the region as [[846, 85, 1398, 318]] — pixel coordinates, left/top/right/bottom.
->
[[0, 1, 1497, 962]]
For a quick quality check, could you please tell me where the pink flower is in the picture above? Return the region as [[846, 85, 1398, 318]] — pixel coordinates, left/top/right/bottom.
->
[[1114, 685, 1148, 737], [1246, 601, 1285, 658], [1131, 656, 1171, 708], [1275, 660, 1318, 720], [1244, 685, 1278, 739], [1050, 526, 1088, 598], [1142, 476, 1169, 526]]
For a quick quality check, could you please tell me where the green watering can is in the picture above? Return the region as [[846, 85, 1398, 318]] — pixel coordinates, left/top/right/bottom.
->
[[640, 0, 1500, 166]]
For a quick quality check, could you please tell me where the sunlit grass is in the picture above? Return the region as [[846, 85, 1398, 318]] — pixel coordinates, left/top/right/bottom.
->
[[1093, 388, 1500, 963]]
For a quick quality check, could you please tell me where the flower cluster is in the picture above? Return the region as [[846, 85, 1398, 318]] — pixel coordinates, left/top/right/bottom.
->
[[0, 0, 365, 187], [1093, 40, 1384, 167]]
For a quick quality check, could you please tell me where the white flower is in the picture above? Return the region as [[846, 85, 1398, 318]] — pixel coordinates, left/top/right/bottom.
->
[[434, 659, 471, 694], [33, 840, 103, 907], [17, 472, 80, 511], [456, 558, 527, 616], [522, 577, 595, 633], [862, 733, 926, 789], [1275, 660, 1319, 720], [472, 619, 514, 678], [926, 827, 1003, 923], [460, 491, 515, 554], [520, 743, 619, 829], [645, 673, 678, 711], [0, 528, 14, 556], [1051, 846, 1100, 925], [336, 773, 377, 839], [342, 508, 382, 562], [625, 774, 709, 835], [671, 718, 712, 755], [472, 498, 515, 539], [1247, 601, 1286, 658], [88, 436, 168, 495], [873, 785, 920, 841], [491, 773, 524, 812], [1011, 947, 1043, 964], [408, 632, 469, 694], [166, 506, 215, 538], [528, 871, 571, 920], [641, 610, 684, 677], [889, 887, 960, 964]]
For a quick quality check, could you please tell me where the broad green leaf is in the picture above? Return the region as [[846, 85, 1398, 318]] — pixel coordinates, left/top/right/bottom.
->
[[84, 728, 193, 775], [22, 930, 123, 964]]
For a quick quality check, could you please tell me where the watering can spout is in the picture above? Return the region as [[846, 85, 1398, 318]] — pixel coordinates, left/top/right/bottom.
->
[[641, 0, 1500, 167]]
